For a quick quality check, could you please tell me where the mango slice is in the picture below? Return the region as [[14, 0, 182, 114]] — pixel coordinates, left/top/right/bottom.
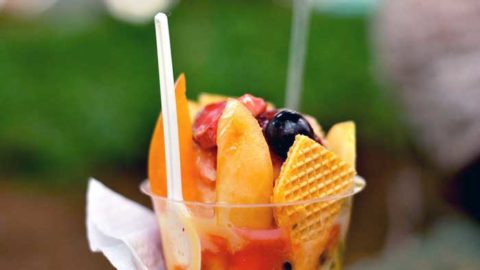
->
[[148, 74, 200, 201], [326, 121, 356, 169], [216, 100, 274, 229]]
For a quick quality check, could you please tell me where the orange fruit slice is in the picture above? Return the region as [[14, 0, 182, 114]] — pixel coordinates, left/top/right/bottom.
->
[[326, 121, 356, 168], [148, 74, 199, 201]]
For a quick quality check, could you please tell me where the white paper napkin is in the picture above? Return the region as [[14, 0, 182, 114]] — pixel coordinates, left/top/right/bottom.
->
[[86, 178, 165, 270]]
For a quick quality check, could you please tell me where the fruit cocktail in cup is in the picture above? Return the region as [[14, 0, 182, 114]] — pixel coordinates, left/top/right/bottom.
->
[[143, 74, 365, 270]]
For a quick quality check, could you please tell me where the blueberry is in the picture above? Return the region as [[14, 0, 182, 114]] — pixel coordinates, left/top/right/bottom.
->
[[283, 262, 292, 270], [265, 109, 314, 158]]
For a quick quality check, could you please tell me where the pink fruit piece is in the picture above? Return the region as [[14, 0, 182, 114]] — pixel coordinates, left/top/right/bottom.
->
[[238, 94, 267, 117], [193, 101, 227, 149], [193, 94, 267, 149], [196, 147, 217, 183]]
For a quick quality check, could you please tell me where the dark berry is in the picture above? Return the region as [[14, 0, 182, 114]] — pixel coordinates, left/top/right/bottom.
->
[[265, 109, 315, 158], [283, 262, 292, 270]]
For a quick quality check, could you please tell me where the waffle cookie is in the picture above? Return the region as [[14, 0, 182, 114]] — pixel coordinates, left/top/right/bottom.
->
[[272, 135, 355, 270]]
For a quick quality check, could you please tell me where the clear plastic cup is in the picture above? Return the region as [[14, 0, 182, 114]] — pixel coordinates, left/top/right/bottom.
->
[[141, 176, 365, 270]]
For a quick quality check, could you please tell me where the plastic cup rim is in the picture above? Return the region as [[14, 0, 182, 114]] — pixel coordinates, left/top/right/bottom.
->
[[140, 175, 366, 208]]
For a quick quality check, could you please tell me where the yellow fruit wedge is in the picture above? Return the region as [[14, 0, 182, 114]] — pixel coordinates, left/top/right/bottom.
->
[[198, 93, 228, 107], [305, 115, 325, 139], [216, 100, 274, 229], [326, 121, 356, 168]]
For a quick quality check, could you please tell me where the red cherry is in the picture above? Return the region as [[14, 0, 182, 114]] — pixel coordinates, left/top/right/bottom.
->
[[193, 101, 227, 149], [257, 109, 278, 132], [238, 94, 267, 117]]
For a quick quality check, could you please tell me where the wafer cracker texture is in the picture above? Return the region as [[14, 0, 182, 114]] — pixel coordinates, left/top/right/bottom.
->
[[272, 135, 355, 270]]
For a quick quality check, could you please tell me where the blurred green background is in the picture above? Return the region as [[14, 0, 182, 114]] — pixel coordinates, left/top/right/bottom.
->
[[0, 0, 404, 184]]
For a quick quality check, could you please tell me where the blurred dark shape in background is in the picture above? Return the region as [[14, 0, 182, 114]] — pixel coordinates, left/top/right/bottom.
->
[[376, 0, 480, 219], [448, 157, 480, 221], [376, 0, 480, 174], [1, 0, 479, 269], [368, 0, 480, 268]]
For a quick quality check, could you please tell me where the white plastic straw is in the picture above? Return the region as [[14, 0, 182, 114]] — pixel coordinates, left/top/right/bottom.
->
[[154, 13, 183, 200]]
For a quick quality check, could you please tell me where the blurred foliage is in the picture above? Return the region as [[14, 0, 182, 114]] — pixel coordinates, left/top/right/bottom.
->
[[0, 0, 405, 182]]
